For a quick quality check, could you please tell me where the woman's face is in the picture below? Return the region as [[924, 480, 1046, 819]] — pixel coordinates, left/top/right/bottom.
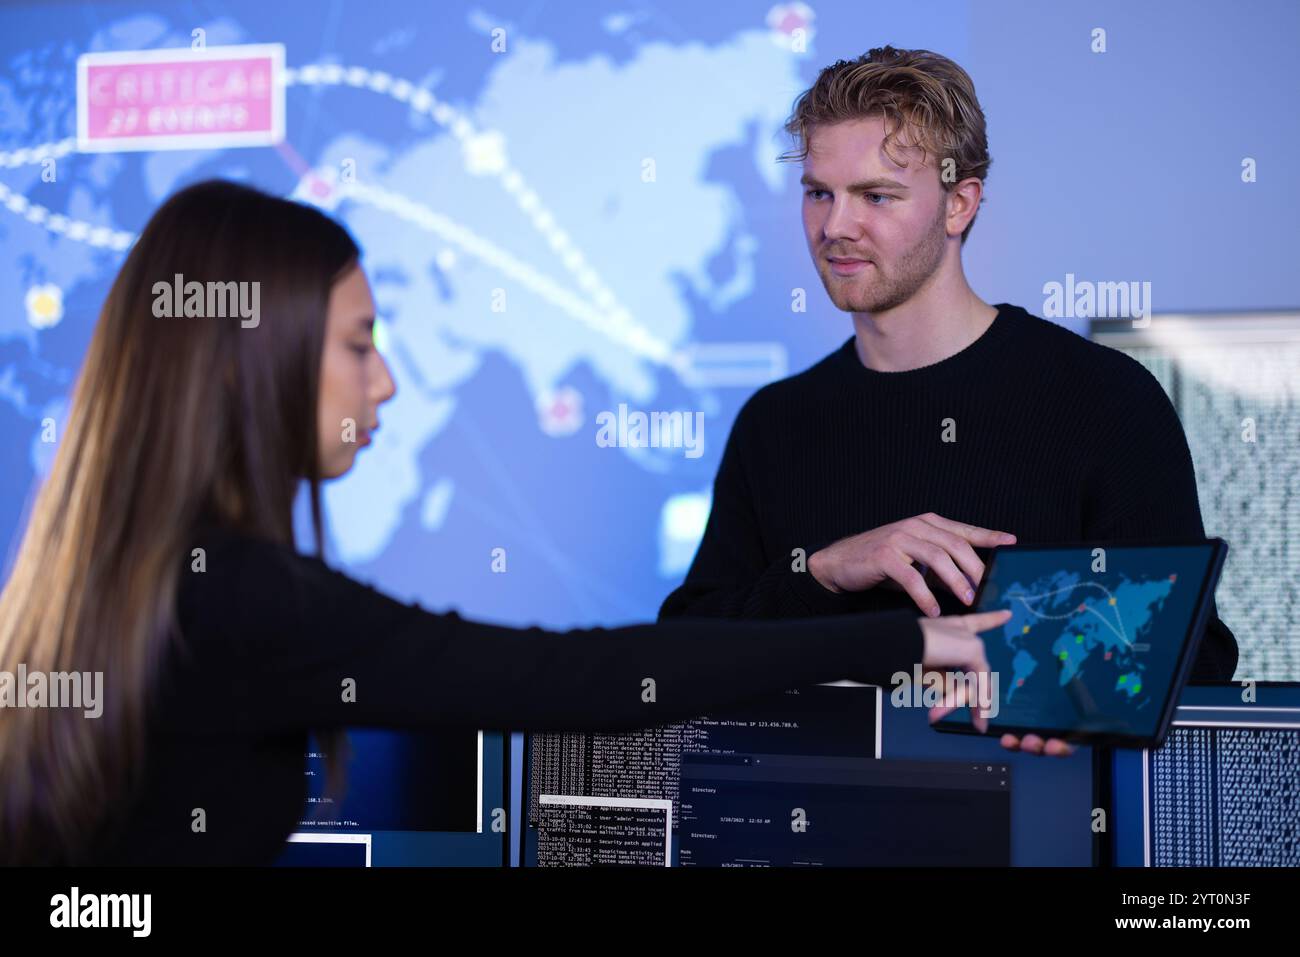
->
[[317, 265, 396, 478]]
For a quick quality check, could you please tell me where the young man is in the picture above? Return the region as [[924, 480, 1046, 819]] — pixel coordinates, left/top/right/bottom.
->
[[659, 47, 1238, 749]]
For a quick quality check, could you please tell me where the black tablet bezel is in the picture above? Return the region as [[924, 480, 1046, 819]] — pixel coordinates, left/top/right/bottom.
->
[[933, 538, 1229, 749]]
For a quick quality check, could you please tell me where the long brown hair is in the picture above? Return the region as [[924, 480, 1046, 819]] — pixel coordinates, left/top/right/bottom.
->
[[0, 179, 359, 863]]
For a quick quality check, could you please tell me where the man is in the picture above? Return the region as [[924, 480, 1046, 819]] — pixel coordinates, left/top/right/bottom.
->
[[659, 47, 1237, 753]]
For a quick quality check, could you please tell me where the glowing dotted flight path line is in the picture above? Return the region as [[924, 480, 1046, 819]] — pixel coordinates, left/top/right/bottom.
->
[[0, 138, 134, 251], [1004, 582, 1133, 649], [282, 64, 662, 361], [0, 137, 75, 168], [0, 64, 673, 363], [335, 177, 672, 362]]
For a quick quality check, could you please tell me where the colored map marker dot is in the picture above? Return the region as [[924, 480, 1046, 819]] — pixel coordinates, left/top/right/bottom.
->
[[1118, 675, 1126, 684], [1075, 634, 1084, 643], [1017, 678, 1024, 687], [1133, 683, 1142, 693], [1078, 603, 1086, 612], [1059, 651, 1068, 661], [1108, 597, 1117, 605], [1022, 625, 1031, 634]]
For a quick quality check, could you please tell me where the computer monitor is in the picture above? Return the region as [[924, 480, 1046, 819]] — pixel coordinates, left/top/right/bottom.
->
[[275, 729, 510, 866], [678, 752, 1010, 866], [520, 681, 1094, 866], [535, 795, 673, 867], [884, 685, 1094, 866], [520, 683, 880, 866], [1108, 682, 1300, 866]]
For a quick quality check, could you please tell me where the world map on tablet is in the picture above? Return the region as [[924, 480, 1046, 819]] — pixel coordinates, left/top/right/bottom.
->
[[969, 545, 1218, 736]]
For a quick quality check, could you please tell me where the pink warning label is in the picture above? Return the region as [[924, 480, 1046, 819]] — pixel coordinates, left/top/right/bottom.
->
[[77, 44, 285, 152]]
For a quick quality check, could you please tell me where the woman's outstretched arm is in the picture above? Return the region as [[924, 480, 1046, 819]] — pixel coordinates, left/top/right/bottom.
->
[[167, 525, 923, 736]]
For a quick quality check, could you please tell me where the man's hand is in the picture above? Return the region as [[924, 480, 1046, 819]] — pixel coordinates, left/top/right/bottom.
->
[[999, 733, 1075, 757], [809, 513, 1016, 616]]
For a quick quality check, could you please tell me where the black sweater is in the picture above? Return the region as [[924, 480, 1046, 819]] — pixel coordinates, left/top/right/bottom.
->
[[85, 523, 922, 865], [660, 303, 1238, 681]]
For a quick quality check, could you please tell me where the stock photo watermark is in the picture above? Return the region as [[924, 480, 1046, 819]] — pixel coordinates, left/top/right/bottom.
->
[[1042, 274, 1152, 328], [151, 273, 261, 328], [0, 665, 103, 718], [890, 665, 1000, 720], [50, 887, 150, 937], [595, 403, 704, 459]]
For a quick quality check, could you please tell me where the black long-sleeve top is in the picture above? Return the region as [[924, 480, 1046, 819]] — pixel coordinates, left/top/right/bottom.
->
[[84, 522, 922, 865], [660, 303, 1238, 680]]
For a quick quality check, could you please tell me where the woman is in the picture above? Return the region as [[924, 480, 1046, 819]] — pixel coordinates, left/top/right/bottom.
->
[[0, 180, 1007, 865]]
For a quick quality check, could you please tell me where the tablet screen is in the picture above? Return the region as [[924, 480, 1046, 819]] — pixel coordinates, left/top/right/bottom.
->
[[934, 543, 1223, 741]]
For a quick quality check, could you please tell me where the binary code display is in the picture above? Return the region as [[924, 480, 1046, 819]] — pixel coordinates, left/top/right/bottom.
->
[[1150, 725, 1300, 866], [1098, 316, 1300, 681]]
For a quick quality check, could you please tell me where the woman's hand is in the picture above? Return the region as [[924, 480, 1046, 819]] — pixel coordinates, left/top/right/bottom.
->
[[918, 607, 1076, 756], [918, 608, 1008, 733]]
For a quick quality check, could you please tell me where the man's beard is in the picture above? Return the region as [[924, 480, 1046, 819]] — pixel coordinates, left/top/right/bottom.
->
[[817, 199, 948, 315]]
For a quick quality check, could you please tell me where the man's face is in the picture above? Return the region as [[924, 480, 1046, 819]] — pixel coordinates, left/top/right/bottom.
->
[[800, 116, 951, 315]]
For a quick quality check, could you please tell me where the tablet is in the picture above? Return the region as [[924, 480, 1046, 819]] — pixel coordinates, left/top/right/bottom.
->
[[933, 539, 1228, 748]]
